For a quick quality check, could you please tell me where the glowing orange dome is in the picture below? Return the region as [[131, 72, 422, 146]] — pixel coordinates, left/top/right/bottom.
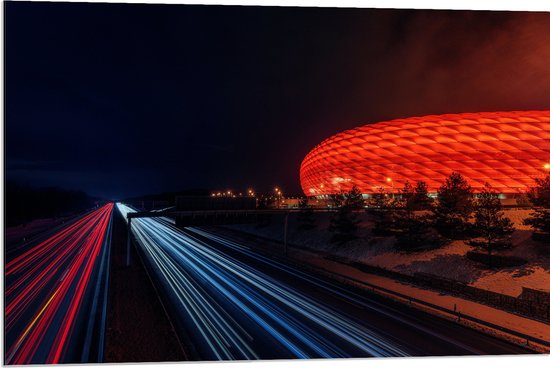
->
[[300, 111, 550, 195]]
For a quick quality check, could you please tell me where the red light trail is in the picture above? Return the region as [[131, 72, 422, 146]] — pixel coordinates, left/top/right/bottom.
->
[[5, 203, 114, 365]]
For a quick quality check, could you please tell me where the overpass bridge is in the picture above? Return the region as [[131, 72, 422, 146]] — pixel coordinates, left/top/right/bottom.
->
[[124, 208, 335, 266]]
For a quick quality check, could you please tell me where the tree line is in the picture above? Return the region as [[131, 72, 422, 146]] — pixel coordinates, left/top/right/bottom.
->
[[6, 181, 96, 227], [297, 172, 550, 260]]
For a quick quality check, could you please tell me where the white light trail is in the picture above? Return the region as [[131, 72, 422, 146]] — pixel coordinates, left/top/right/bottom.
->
[[116, 203, 408, 360]]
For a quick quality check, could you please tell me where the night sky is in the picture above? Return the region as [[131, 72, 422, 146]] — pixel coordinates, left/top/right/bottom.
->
[[6, 1, 550, 199]]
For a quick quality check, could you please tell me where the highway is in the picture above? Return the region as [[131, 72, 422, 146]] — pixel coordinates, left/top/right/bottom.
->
[[117, 203, 531, 360], [5, 203, 114, 364]]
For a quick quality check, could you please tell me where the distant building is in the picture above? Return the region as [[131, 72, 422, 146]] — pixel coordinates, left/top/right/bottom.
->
[[279, 198, 301, 208], [300, 111, 550, 196]]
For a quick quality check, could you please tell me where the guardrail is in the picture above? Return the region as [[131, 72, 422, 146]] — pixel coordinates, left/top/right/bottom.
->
[[219, 227, 549, 350], [283, 254, 550, 350], [327, 268, 550, 349], [125, 209, 331, 261]]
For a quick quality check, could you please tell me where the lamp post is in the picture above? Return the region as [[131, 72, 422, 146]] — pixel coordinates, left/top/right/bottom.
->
[[275, 187, 283, 208], [386, 177, 394, 198]]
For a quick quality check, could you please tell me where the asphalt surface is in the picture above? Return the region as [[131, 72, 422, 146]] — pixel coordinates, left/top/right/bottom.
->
[[5, 203, 114, 364], [116, 203, 532, 361]]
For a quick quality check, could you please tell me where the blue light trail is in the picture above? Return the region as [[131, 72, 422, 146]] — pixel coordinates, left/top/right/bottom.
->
[[116, 203, 408, 360]]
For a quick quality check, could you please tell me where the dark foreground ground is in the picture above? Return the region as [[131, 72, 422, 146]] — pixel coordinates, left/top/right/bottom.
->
[[104, 211, 188, 362]]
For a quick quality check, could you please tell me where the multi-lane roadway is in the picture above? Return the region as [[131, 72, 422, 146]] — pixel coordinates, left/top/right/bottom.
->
[[117, 203, 531, 360], [3, 201, 533, 364], [5, 203, 114, 364]]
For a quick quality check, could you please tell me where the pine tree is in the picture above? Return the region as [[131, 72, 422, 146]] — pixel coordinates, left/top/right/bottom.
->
[[328, 192, 345, 208], [397, 181, 415, 207], [370, 187, 390, 209], [328, 185, 363, 243], [433, 172, 474, 239], [297, 197, 316, 230], [345, 185, 365, 210], [468, 183, 514, 259], [410, 181, 433, 211], [524, 173, 550, 242], [393, 181, 433, 250], [370, 187, 393, 235]]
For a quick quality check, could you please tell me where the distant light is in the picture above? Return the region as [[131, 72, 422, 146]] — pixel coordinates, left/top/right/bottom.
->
[[386, 177, 392, 182], [544, 163, 550, 170]]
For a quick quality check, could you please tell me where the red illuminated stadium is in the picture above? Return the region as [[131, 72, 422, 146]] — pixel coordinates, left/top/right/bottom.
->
[[300, 111, 550, 196]]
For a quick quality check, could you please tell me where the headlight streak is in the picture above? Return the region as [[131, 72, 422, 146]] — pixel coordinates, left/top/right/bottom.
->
[[5, 203, 114, 364], [176, 229, 405, 358], [134, 224, 259, 360], [121, 206, 261, 360], [187, 228, 485, 355], [117, 203, 408, 359], [136, 222, 318, 359]]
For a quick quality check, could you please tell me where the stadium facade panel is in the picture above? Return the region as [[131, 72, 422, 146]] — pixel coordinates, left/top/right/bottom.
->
[[300, 111, 550, 195]]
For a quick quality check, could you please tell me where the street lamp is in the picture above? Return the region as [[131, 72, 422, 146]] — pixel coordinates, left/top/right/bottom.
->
[[386, 177, 394, 198], [274, 187, 283, 208]]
